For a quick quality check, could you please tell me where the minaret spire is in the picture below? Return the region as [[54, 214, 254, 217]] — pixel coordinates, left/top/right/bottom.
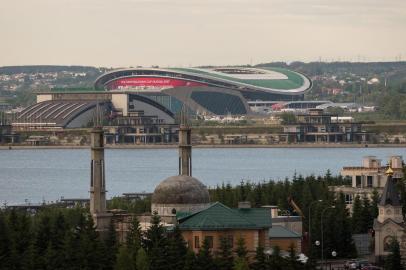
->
[[179, 106, 192, 176], [90, 126, 106, 214], [89, 126, 111, 233]]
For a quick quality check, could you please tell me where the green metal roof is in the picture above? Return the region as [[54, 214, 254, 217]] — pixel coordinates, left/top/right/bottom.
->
[[47, 88, 106, 93], [178, 202, 272, 231], [268, 225, 301, 239], [169, 67, 306, 91]]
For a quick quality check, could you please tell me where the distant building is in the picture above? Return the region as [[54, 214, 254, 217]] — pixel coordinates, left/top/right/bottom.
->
[[278, 109, 372, 143], [104, 111, 178, 144], [330, 156, 404, 209], [0, 124, 19, 144]]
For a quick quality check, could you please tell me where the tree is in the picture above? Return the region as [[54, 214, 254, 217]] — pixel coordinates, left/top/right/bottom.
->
[[136, 248, 149, 270], [0, 212, 12, 270], [183, 250, 196, 270], [235, 238, 248, 259], [45, 212, 67, 269], [286, 244, 302, 270], [126, 216, 142, 265], [351, 195, 363, 234], [385, 238, 403, 270], [268, 246, 285, 270], [34, 214, 52, 269], [217, 236, 233, 270], [279, 112, 296, 124], [360, 195, 373, 231], [104, 220, 119, 270], [166, 226, 187, 269], [115, 246, 134, 270], [195, 238, 216, 270], [143, 213, 169, 270], [251, 246, 266, 270], [233, 257, 250, 270]]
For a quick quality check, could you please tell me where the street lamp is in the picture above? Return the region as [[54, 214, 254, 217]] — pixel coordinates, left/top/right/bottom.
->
[[308, 200, 323, 250], [321, 206, 336, 270]]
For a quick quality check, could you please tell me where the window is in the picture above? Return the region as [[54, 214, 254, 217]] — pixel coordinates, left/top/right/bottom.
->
[[345, 194, 353, 204], [205, 236, 213, 249], [367, 176, 373, 188], [356, 176, 362, 188], [194, 236, 200, 249]]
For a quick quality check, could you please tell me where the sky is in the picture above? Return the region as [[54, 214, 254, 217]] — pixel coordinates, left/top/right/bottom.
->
[[1, 0, 406, 67]]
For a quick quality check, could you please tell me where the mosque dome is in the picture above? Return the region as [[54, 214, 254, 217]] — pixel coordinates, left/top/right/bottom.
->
[[152, 175, 210, 205]]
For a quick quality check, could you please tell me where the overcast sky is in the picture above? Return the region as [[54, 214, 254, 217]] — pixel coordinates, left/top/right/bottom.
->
[[1, 0, 406, 67]]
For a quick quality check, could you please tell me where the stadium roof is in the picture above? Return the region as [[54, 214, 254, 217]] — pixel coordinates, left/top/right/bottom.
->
[[94, 67, 312, 95], [12, 100, 106, 128], [169, 67, 310, 92]]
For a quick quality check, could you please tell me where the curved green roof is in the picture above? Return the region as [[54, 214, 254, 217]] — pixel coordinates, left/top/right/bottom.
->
[[169, 67, 309, 92]]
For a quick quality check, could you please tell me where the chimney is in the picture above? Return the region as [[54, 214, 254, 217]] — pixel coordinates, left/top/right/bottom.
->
[[238, 201, 251, 209]]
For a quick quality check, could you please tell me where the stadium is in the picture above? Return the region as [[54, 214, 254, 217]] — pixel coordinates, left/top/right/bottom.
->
[[95, 67, 312, 115], [13, 67, 312, 130]]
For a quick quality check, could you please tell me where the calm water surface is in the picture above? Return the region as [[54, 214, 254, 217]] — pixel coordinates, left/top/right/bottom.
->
[[0, 147, 405, 204]]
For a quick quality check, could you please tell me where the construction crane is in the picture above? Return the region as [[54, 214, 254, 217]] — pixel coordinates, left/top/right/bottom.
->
[[287, 196, 305, 218]]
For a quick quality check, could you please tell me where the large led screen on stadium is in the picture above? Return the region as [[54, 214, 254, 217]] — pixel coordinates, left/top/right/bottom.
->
[[107, 77, 206, 90]]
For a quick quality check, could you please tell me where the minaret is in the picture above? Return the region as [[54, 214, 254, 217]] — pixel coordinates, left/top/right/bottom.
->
[[178, 108, 192, 176], [89, 126, 112, 232], [90, 126, 106, 214]]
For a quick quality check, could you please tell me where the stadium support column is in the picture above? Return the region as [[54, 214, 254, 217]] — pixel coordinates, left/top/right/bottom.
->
[[89, 126, 112, 234], [178, 110, 192, 176]]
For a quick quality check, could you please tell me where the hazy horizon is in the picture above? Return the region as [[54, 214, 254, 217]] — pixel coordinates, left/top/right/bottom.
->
[[1, 0, 406, 68]]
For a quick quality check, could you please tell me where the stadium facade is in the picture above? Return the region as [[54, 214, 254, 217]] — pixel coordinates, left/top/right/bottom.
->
[[13, 67, 312, 130]]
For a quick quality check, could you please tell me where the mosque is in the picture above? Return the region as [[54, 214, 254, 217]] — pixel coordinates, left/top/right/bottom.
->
[[88, 114, 302, 255]]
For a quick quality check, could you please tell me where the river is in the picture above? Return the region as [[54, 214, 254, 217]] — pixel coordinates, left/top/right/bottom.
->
[[0, 147, 405, 204]]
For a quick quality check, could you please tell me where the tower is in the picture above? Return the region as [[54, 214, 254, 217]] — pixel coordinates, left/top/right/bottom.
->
[[373, 163, 404, 257], [89, 126, 112, 232], [377, 166, 403, 224], [178, 108, 192, 176], [151, 108, 210, 218]]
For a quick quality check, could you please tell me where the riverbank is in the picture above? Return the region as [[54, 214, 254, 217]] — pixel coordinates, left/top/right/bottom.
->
[[1, 143, 406, 150]]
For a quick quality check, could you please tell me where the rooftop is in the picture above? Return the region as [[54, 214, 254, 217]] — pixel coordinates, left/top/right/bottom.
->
[[178, 202, 272, 231], [269, 225, 301, 238]]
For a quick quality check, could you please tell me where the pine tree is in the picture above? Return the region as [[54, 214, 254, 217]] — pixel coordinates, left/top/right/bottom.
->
[[115, 246, 135, 270], [217, 236, 233, 270], [126, 216, 142, 266], [268, 246, 285, 270], [103, 220, 119, 270], [251, 246, 266, 270], [385, 238, 403, 270], [286, 243, 302, 270], [82, 214, 103, 270], [183, 249, 197, 270], [46, 212, 67, 269], [361, 195, 373, 231], [143, 213, 169, 270], [233, 257, 249, 270], [136, 248, 149, 270], [235, 238, 247, 259], [0, 212, 12, 270], [34, 213, 52, 269], [166, 226, 187, 269], [195, 237, 216, 270], [351, 195, 363, 233]]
